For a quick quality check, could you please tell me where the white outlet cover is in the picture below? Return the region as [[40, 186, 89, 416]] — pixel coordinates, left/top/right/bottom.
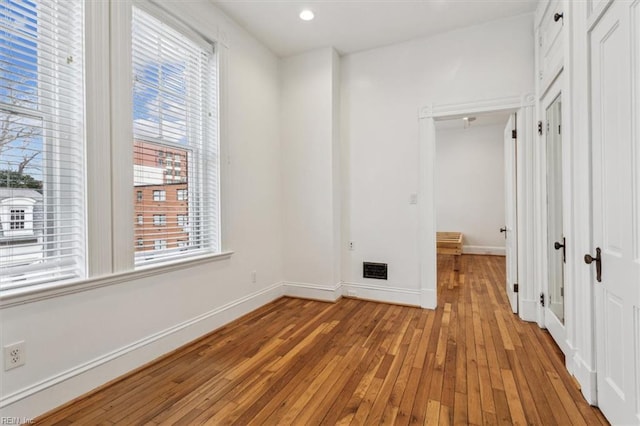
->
[[4, 341, 25, 371]]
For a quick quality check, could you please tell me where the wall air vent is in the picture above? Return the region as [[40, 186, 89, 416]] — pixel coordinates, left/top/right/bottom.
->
[[363, 262, 388, 280]]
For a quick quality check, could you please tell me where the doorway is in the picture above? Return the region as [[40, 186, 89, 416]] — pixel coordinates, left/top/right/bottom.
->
[[434, 111, 516, 311], [418, 94, 535, 314]]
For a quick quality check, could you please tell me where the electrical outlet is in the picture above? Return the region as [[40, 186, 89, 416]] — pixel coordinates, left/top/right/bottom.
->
[[251, 271, 257, 283], [348, 241, 355, 251], [4, 341, 25, 371]]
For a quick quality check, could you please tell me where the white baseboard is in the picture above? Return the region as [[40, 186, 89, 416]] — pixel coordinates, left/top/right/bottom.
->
[[421, 288, 437, 309], [341, 282, 421, 307], [571, 353, 597, 405], [0, 282, 284, 420], [519, 299, 539, 323], [282, 281, 342, 302], [462, 245, 506, 256]]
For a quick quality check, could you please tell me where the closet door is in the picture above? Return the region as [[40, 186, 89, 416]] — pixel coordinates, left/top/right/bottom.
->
[[589, 1, 640, 423]]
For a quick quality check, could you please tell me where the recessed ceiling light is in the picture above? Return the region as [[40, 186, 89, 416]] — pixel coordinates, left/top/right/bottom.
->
[[299, 10, 314, 21]]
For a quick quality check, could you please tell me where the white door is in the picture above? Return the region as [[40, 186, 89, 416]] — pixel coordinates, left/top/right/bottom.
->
[[504, 114, 518, 313], [544, 93, 567, 353], [590, 1, 640, 423]]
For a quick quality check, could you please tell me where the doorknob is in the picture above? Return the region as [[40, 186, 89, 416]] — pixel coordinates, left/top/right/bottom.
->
[[500, 227, 507, 239], [584, 247, 602, 282], [554, 237, 566, 263]]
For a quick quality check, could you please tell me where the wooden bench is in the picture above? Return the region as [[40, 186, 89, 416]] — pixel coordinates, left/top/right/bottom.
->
[[437, 232, 463, 271]]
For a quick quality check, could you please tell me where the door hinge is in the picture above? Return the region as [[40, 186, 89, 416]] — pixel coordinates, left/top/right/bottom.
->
[[540, 292, 545, 307], [538, 121, 543, 135], [558, 124, 561, 134], [513, 283, 519, 293], [546, 121, 550, 133], [560, 287, 564, 297], [512, 129, 517, 139]]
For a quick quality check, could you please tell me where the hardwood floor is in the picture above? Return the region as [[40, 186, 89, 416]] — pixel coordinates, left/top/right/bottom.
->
[[36, 255, 608, 425]]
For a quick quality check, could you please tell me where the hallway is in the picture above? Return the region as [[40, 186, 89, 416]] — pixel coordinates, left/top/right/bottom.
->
[[35, 255, 608, 424]]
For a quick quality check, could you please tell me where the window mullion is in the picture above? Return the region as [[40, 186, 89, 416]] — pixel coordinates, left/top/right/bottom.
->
[[110, 0, 135, 273], [85, 0, 114, 277]]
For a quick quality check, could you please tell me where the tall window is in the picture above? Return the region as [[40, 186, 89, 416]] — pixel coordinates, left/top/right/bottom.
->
[[1, 0, 85, 289], [132, 6, 219, 265]]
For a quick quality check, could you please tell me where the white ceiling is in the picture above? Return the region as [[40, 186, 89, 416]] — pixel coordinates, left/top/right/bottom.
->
[[211, 0, 538, 57]]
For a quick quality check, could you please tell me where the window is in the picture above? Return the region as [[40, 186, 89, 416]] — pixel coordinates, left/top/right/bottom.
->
[[152, 190, 166, 201], [137, 215, 143, 225], [1, 0, 85, 290], [153, 214, 166, 226], [10, 209, 25, 230], [153, 239, 166, 251], [137, 238, 144, 247], [137, 190, 143, 202], [132, 6, 219, 266]]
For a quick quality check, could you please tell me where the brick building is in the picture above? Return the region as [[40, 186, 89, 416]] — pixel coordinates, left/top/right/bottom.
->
[[133, 140, 190, 254]]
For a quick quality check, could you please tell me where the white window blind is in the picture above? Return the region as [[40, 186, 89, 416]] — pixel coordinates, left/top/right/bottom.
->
[[0, 0, 85, 290], [132, 6, 219, 266]]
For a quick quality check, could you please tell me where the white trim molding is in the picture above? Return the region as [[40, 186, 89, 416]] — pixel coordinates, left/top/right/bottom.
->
[[342, 282, 422, 307], [282, 281, 343, 302], [419, 94, 535, 120], [462, 245, 506, 256], [519, 299, 539, 323], [570, 352, 598, 405]]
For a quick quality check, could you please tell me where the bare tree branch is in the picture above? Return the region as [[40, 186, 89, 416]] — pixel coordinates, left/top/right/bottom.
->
[[0, 79, 42, 174]]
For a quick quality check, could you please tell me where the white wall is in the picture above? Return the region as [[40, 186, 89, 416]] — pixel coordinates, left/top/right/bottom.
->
[[281, 48, 342, 297], [341, 13, 534, 298], [435, 123, 506, 254], [0, 1, 283, 419]]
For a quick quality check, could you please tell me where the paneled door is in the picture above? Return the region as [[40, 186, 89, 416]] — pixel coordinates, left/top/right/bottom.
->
[[504, 114, 518, 314], [589, 1, 640, 423]]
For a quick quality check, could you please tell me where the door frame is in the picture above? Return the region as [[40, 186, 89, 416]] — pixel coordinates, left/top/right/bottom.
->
[[418, 93, 536, 317]]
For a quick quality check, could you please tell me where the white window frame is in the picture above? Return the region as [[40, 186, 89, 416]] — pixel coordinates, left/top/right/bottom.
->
[[153, 239, 167, 251], [0, 0, 86, 292], [152, 190, 166, 201], [152, 214, 166, 226], [131, 2, 221, 268]]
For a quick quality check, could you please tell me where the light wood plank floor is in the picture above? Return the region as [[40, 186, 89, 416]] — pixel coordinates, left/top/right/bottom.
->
[[36, 255, 608, 425]]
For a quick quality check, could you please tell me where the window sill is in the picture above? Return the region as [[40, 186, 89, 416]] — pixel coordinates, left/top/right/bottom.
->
[[0, 250, 234, 308]]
